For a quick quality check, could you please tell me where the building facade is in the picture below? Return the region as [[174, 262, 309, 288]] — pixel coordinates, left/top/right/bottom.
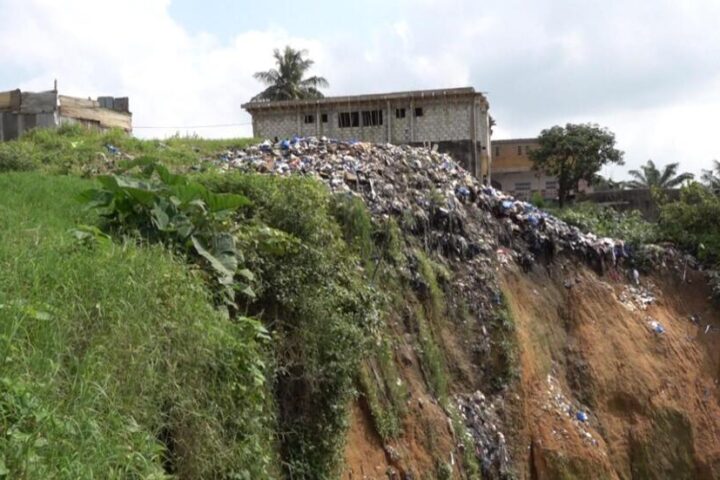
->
[[242, 87, 492, 178], [490, 138, 557, 200], [0, 88, 131, 141]]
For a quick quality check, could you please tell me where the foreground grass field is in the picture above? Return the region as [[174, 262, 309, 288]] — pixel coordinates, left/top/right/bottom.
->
[[0, 173, 272, 479]]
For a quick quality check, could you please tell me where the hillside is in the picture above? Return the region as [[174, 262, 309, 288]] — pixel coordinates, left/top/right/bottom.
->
[[1, 127, 719, 479]]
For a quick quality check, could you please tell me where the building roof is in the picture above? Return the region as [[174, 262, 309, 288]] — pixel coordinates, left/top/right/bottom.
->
[[491, 137, 538, 145], [242, 87, 486, 111]]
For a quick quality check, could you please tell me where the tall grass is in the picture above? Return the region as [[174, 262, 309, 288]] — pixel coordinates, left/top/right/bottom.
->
[[0, 173, 274, 479]]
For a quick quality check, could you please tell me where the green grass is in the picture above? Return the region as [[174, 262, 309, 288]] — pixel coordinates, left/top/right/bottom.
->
[[0, 172, 274, 479], [0, 124, 256, 175]]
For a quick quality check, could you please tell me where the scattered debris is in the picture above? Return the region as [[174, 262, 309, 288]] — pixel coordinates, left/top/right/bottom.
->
[[455, 391, 511, 479], [543, 375, 597, 447], [618, 285, 657, 311]]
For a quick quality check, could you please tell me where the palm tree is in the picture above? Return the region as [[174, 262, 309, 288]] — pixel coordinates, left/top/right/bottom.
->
[[625, 160, 694, 189], [701, 159, 720, 194], [252, 46, 329, 102]]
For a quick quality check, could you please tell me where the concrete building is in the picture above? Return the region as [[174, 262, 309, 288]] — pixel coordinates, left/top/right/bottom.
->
[[491, 137, 595, 201], [0, 88, 131, 141], [242, 87, 492, 178], [490, 138, 556, 200]]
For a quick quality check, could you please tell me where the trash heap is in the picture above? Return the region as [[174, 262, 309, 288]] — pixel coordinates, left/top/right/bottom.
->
[[214, 136, 693, 274]]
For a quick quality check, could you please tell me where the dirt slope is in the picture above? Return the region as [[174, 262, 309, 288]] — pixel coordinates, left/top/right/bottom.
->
[[503, 259, 720, 479], [342, 254, 720, 479]]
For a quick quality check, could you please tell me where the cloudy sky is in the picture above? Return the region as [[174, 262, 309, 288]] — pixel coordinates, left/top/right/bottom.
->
[[1, 0, 719, 179]]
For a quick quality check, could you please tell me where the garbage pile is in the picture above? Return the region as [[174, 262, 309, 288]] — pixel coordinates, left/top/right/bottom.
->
[[543, 375, 598, 447], [214, 137, 692, 275], [455, 391, 512, 478]]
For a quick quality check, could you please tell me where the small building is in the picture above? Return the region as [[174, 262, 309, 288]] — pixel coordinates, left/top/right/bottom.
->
[[490, 138, 556, 200], [242, 87, 492, 178], [0, 88, 132, 141]]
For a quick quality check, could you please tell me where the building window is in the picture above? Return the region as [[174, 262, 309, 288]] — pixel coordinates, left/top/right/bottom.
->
[[396, 108, 406, 119], [321, 113, 328, 123], [545, 181, 558, 190], [338, 112, 360, 128], [515, 182, 531, 191], [494, 146, 500, 157], [338, 112, 351, 128], [415, 107, 424, 117], [517, 145, 522, 155], [525, 145, 531, 154], [304, 114, 314, 124], [361, 109, 383, 127]]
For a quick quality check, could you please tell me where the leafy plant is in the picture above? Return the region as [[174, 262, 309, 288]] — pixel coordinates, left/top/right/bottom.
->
[[658, 182, 720, 263], [79, 158, 254, 306], [552, 202, 659, 247]]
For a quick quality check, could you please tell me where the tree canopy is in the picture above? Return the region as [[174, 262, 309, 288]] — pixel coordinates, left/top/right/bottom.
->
[[626, 160, 694, 189], [529, 123, 624, 207], [252, 46, 329, 102], [701, 159, 720, 194]]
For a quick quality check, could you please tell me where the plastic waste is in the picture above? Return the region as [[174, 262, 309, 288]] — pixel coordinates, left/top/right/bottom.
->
[[576, 411, 588, 422]]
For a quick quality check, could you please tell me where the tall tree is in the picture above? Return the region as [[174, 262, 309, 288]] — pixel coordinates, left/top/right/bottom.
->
[[529, 123, 624, 207], [701, 159, 720, 194], [626, 160, 694, 189], [252, 46, 328, 101]]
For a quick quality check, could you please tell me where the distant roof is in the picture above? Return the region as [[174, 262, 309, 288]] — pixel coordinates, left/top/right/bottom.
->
[[491, 138, 538, 144], [242, 87, 486, 111]]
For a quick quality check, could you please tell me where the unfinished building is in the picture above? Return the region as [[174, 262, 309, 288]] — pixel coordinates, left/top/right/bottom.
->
[[0, 88, 132, 141], [242, 87, 492, 179]]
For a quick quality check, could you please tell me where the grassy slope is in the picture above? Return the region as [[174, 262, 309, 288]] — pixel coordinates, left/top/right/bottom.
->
[[0, 124, 256, 174], [0, 173, 272, 479]]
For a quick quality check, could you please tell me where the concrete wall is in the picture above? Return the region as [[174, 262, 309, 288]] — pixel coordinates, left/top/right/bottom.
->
[[492, 139, 539, 174], [0, 112, 58, 141], [493, 170, 558, 200], [250, 95, 491, 178]]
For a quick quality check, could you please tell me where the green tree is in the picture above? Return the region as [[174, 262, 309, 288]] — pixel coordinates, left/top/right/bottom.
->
[[626, 160, 694, 189], [529, 123, 624, 207], [701, 159, 720, 194], [252, 46, 329, 101]]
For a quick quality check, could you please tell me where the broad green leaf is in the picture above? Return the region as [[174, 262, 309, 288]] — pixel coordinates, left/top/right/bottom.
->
[[151, 205, 170, 230], [191, 235, 235, 285]]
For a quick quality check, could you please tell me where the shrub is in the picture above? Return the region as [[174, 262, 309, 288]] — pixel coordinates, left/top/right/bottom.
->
[[553, 202, 659, 246], [658, 182, 720, 263]]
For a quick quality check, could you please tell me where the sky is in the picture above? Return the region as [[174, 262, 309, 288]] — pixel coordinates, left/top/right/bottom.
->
[[1, 0, 720, 179]]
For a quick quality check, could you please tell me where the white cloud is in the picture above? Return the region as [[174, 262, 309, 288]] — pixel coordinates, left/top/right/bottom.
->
[[0, 0, 328, 138], [1, 0, 720, 177]]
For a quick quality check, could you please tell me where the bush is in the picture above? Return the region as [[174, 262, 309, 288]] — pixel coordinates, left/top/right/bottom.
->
[[553, 202, 659, 246], [200, 171, 381, 479], [658, 182, 720, 263]]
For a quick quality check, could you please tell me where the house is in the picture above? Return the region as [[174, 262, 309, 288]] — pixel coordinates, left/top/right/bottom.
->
[[0, 87, 132, 141], [490, 138, 556, 200], [242, 87, 492, 178]]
